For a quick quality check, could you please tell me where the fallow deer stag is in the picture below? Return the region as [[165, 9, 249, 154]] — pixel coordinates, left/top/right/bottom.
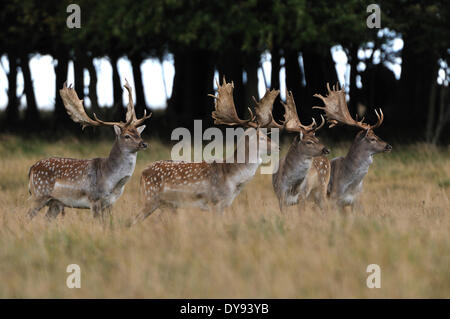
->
[[313, 83, 392, 210], [27, 80, 151, 220], [272, 90, 330, 212], [130, 78, 279, 224]]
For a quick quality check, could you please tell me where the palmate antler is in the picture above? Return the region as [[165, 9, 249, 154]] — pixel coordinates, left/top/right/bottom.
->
[[210, 77, 257, 128], [252, 89, 282, 128], [210, 77, 325, 135], [281, 89, 325, 133], [59, 79, 151, 129], [313, 83, 383, 130]]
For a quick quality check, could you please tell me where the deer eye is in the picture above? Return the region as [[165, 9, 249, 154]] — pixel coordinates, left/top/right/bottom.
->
[[306, 141, 313, 145], [124, 135, 131, 139]]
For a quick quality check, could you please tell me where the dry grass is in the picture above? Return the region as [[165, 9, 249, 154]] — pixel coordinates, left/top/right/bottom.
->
[[0, 134, 449, 298]]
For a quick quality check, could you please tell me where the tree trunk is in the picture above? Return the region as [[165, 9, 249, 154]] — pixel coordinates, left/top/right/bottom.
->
[[285, 50, 309, 119], [218, 51, 245, 118], [348, 46, 359, 111], [270, 47, 283, 122], [21, 53, 40, 128], [86, 56, 100, 114], [432, 85, 450, 144], [5, 53, 19, 128], [73, 51, 85, 102], [244, 54, 259, 108], [398, 37, 438, 136], [167, 50, 214, 128], [302, 47, 339, 120], [54, 50, 70, 128], [167, 51, 187, 126], [190, 51, 214, 122], [130, 56, 147, 117], [323, 48, 338, 85], [111, 55, 124, 121]]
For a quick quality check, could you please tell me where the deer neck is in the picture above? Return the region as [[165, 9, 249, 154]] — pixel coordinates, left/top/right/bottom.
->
[[342, 141, 373, 183], [283, 144, 313, 180], [103, 139, 137, 181], [222, 140, 262, 183]]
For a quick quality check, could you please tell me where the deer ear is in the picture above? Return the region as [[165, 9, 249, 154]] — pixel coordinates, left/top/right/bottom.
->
[[113, 125, 122, 136], [137, 125, 146, 135]]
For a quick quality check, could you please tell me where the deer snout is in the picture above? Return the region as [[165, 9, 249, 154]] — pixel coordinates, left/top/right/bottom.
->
[[384, 144, 392, 152], [139, 141, 148, 149], [322, 147, 330, 155]]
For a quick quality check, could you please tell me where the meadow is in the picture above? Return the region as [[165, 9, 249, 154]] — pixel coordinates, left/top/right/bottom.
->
[[0, 134, 448, 298]]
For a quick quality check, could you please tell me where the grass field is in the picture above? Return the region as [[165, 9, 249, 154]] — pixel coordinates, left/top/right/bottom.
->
[[0, 134, 449, 298]]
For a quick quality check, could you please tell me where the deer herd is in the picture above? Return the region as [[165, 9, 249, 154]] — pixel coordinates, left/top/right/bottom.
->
[[26, 77, 391, 224]]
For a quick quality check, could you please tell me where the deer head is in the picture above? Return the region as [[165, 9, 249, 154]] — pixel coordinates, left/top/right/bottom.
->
[[59, 80, 151, 153], [313, 83, 391, 155]]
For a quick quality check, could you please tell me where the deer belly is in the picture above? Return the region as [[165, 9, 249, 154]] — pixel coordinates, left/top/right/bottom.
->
[[160, 188, 211, 210], [52, 181, 91, 208]]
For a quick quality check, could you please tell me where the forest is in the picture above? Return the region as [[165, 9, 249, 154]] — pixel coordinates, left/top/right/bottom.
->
[[0, 0, 448, 143]]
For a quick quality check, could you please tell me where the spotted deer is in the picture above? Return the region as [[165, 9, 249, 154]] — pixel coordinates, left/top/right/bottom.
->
[[272, 90, 330, 212], [27, 80, 151, 220], [313, 83, 392, 210], [130, 78, 279, 224]]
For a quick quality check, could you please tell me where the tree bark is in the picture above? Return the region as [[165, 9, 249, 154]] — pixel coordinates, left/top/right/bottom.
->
[[21, 53, 40, 128], [5, 53, 19, 128]]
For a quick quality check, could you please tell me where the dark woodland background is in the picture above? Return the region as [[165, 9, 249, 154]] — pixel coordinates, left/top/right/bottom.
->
[[0, 0, 449, 143]]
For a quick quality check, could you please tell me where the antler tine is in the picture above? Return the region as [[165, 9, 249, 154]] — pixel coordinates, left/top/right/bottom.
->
[[122, 79, 152, 127], [124, 79, 137, 124], [210, 77, 257, 128], [313, 82, 369, 130], [370, 108, 384, 129], [59, 82, 122, 129], [281, 89, 317, 133], [252, 88, 283, 128], [313, 114, 326, 132]]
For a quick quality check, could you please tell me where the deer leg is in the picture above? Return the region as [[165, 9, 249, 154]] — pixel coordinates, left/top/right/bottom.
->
[[298, 180, 313, 213], [27, 197, 49, 220], [350, 200, 364, 213], [130, 200, 160, 226], [90, 201, 103, 220], [45, 200, 64, 220], [313, 185, 329, 213], [278, 194, 287, 214]]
